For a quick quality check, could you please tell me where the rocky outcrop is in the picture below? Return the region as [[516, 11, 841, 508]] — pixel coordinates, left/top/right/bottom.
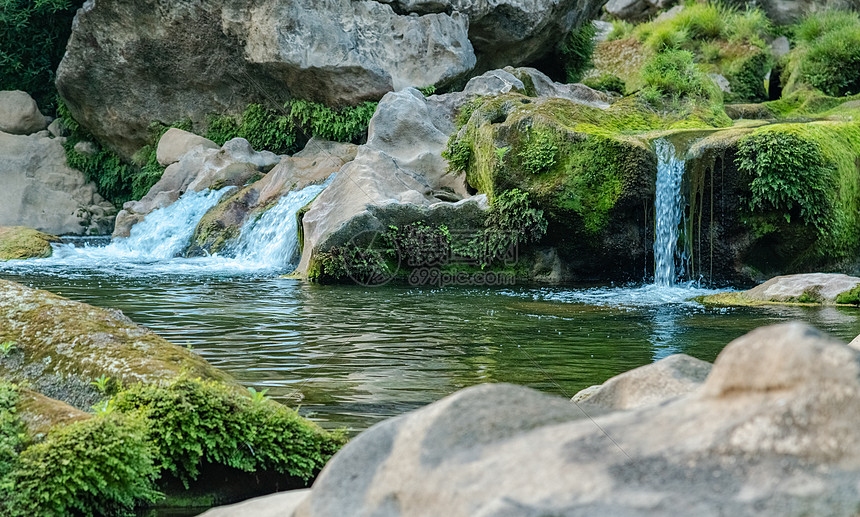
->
[[0, 131, 116, 235], [701, 273, 860, 306], [156, 128, 219, 167], [0, 279, 236, 411], [56, 0, 474, 159], [0, 226, 59, 260], [188, 138, 358, 255], [16, 389, 91, 438], [56, 0, 606, 159], [216, 322, 860, 517], [0, 91, 48, 135], [295, 68, 611, 278], [573, 353, 712, 410], [604, 0, 675, 22], [296, 87, 484, 276], [113, 137, 280, 237]]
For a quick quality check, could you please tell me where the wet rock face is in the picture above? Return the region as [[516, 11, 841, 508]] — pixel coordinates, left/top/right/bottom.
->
[[56, 0, 605, 159], [264, 322, 860, 517]]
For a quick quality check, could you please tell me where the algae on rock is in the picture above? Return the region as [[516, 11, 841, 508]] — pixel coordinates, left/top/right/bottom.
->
[[0, 227, 58, 260]]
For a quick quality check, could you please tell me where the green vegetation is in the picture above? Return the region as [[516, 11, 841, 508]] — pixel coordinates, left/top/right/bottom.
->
[[836, 285, 860, 305], [783, 11, 860, 97], [112, 376, 343, 487], [559, 22, 597, 83], [640, 50, 722, 109], [205, 100, 377, 155], [517, 129, 559, 175], [735, 120, 860, 265], [0, 376, 344, 516], [0, 342, 15, 357], [590, 1, 772, 104], [0, 0, 82, 110], [583, 74, 626, 95], [8, 414, 159, 517], [59, 103, 185, 206]]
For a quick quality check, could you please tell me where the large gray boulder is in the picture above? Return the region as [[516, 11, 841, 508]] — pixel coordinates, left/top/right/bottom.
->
[[224, 322, 860, 517], [701, 273, 860, 306], [156, 128, 219, 167], [56, 0, 606, 160], [0, 131, 116, 235], [56, 0, 475, 160], [0, 91, 48, 135], [295, 87, 486, 276], [113, 137, 281, 237]]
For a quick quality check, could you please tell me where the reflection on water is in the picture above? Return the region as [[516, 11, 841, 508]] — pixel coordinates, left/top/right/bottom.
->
[[3, 266, 860, 433]]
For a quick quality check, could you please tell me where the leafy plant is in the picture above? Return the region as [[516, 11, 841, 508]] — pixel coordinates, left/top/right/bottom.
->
[[8, 413, 160, 517], [246, 386, 269, 405], [90, 374, 111, 394], [0, 341, 16, 357], [494, 146, 509, 164], [736, 129, 835, 237], [417, 85, 437, 96], [443, 137, 472, 172], [560, 22, 597, 83], [112, 376, 344, 487], [518, 129, 558, 175], [0, 0, 82, 110]]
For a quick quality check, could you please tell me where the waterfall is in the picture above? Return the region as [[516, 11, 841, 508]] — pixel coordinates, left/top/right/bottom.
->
[[228, 175, 334, 269], [110, 188, 234, 259], [653, 138, 686, 287]]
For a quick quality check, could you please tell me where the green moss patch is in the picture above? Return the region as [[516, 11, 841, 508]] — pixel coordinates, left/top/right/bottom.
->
[[0, 227, 58, 260], [0, 279, 235, 410]]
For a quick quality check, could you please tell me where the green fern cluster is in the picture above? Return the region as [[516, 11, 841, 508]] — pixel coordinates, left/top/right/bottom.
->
[[206, 100, 377, 155], [518, 130, 559, 175], [113, 376, 344, 487]]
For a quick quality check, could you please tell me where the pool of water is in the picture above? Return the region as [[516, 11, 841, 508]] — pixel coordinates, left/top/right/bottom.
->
[[4, 259, 860, 433]]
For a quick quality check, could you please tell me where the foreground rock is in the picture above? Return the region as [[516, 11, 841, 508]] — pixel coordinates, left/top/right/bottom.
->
[[0, 131, 116, 235], [573, 353, 712, 410], [216, 322, 860, 516], [0, 279, 235, 409], [0, 91, 48, 135], [113, 137, 280, 237], [0, 226, 59, 260], [701, 273, 860, 306]]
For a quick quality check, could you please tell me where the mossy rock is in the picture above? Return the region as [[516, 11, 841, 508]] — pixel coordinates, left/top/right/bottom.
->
[[448, 94, 664, 280], [699, 273, 860, 306], [0, 279, 236, 411], [188, 184, 259, 256], [0, 227, 59, 260], [15, 388, 91, 439]]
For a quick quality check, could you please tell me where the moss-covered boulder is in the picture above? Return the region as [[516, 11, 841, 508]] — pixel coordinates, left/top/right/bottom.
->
[[448, 93, 662, 280], [0, 226, 59, 260], [700, 273, 860, 306], [0, 279, 235, 410], [686, 117, 860, 283]]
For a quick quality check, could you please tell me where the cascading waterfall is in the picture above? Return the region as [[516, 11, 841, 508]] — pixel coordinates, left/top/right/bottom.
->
[[111, 188, 234, 259], [653, 138, 686, 287], [229, 175, 334, 268], [25, 178, 334, 274]]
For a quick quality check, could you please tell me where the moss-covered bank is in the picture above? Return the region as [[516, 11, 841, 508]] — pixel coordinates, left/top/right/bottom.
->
[[0, 227, 59, 260]]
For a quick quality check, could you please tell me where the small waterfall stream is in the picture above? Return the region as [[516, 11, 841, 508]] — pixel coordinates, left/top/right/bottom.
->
[[229, 175, 334, 268], [653, 138, 687, 287], [24, 179, 334, 275]]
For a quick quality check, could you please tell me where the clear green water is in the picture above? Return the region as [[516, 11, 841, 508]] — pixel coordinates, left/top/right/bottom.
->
[[4, 270, 860, 433]]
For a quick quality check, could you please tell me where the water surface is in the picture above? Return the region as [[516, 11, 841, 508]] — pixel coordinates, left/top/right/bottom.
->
[[3, 266, 859, 432]]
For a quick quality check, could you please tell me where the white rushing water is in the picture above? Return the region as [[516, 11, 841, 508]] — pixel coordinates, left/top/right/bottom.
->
[[229, 175, 334, 268], [1, 179, 333, 276], [653, 138, 687, 287]]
